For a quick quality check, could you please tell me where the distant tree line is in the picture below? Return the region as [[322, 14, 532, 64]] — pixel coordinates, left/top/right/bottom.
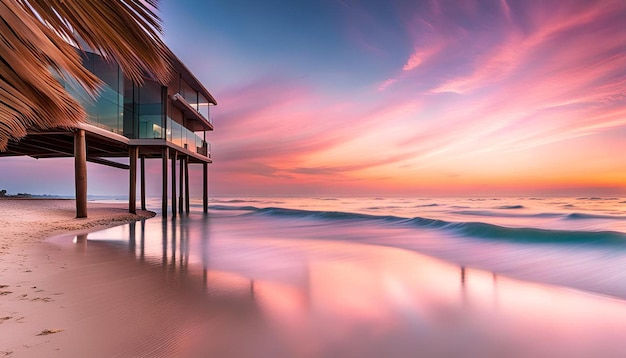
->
[[0, 189, 31, 197]]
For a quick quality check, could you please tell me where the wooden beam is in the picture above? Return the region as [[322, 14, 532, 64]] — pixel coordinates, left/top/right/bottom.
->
[[74, 130, 88, 218], [171, 150, 177, 217], [26, 131, 72, 136], [185, 157, 190, 213], [162, 147, 169, 217], [140, 156, 146, 211], [17, 140, 73, 157], [28, 135, 74, 150], [87, 157, 130, 169], [203, 162, 208, 213], [129, 146, 138, 214], [17, 136, 130, 167]]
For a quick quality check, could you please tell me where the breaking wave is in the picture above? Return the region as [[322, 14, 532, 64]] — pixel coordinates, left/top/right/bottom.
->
[[209, 205, 626, 246]]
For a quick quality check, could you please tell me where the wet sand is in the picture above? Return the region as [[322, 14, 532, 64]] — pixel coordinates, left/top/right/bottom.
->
[[0, 199, 154, 357], [3, 205, 626, 357]]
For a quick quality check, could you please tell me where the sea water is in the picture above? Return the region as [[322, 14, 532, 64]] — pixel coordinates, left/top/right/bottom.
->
[[85, 196, 626, 299], [51, 196, 626, 356], [201, 197, 626, 298]]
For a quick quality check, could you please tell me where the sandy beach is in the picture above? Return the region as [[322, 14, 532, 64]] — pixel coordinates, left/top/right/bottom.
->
[[0, 199, 154, 357]]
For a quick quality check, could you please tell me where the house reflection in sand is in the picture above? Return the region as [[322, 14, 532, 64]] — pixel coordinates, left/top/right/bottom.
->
[[62, 214, 626, 357]]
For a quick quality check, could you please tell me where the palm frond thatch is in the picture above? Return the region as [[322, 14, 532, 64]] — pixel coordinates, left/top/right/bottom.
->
[[0, 0, 173, 151]]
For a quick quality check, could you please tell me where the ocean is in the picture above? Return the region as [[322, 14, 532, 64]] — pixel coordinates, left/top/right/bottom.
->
[[199, 196, 626, 299], [57, 196, 626, 356]]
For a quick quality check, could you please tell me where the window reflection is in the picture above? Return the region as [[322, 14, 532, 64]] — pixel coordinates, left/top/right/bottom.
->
[[68, 50, 210, 157]]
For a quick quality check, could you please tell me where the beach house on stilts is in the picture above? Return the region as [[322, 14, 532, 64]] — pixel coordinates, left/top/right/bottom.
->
[[0, 49, 216, 218]]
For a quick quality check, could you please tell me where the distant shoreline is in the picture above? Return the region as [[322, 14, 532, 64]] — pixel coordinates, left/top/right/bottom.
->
[[0, 196, 72, 200]]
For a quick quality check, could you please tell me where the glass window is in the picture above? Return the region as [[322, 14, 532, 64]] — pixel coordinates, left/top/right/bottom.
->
[[93, 58, 121, 93], [75, 52, 125, 134], [137, 80, 164, 139], [198, 93, 209, 119], [181, 80, 198, 110], [123, 79, 137, 138]]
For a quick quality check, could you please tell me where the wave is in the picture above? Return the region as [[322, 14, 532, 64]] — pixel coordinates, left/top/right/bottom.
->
[[209, 205, 263, 211], [366, 206, 402, 210], [452, 210, 626, 221], [497, 205, 524, 209], [208, 205, 626, 246], [452, 210, 561, 218], [566, 213, 626, 220]]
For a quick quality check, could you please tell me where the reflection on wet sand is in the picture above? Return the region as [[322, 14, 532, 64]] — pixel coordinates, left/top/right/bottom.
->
[[48, 213, 626, 357]]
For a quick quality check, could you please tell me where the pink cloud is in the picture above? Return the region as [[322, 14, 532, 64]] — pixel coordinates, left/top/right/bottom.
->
[[378, 78, 397, 91], [401, 42, 448, 73]]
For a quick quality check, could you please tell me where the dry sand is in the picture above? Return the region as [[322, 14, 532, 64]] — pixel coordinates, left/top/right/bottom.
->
[[0, 199, 154, 357]]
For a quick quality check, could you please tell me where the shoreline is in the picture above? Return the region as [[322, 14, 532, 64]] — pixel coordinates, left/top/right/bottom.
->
[[0, 199, 154, 356], [0, 198, 155, 247]]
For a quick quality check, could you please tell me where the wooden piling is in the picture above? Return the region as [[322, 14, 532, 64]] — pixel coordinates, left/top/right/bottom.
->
[[161, 147, 169, 217], [74, 130, 87, 218], [185, 157, 190, 213], [179, 156, 184, 213], [129, 146, 138, 214], [171, 150, 177, 217], [203, 162, 208, 213], [140, 155, 146, 210]]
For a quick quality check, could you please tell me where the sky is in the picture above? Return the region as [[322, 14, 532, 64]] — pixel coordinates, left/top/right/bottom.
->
[[1, 0, 626, 197]]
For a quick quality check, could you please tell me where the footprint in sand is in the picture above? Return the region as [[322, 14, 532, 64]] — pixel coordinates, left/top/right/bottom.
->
[[37, 328, 63, 336], [31, 297, 53, 303]]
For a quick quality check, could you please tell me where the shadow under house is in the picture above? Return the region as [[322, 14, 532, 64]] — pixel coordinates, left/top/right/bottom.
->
[[1, 49, 217, 218]]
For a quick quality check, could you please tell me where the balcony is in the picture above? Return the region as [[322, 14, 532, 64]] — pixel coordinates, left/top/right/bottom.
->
[[166, 117, 211, 158], [170, 93, 213, 131]]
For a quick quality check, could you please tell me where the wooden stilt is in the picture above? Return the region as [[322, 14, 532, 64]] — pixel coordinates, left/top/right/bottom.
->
[[203, 162, 208, 213], [140, 155, 146, 210], [74, 129, 87, 218], [185, 157, 190, 213], [129, 146, 138, 214], [162, 147, 169, 217], [171, 150, 177, 217], [179, 156, 184, 214]]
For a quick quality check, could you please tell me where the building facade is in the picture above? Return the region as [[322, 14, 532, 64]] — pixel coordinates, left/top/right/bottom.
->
[[1, 50, 217, 217]]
